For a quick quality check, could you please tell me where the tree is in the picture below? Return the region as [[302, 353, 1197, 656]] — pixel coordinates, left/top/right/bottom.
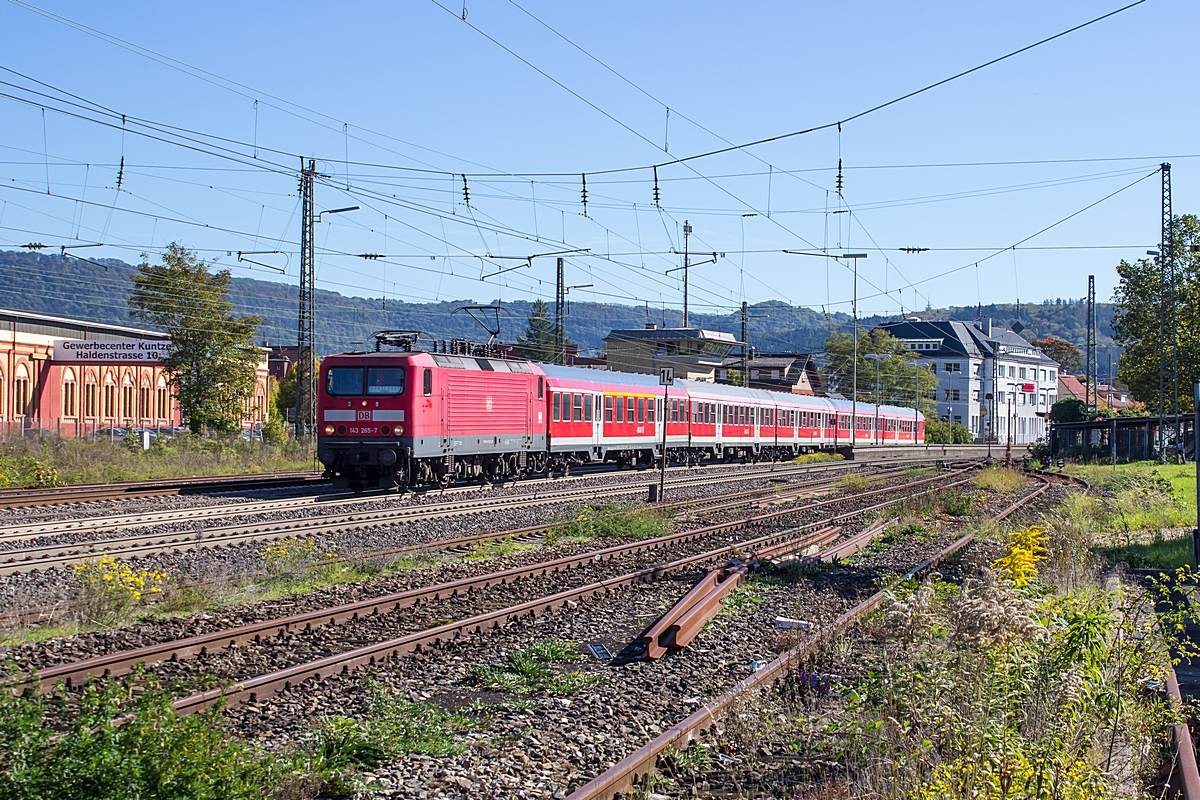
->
[[1049, 398, 1088, 423], [822, 329, 938, 415], [129, 243, 264, 434], [515, 299, 559, 363], [1031, 336, 1082, 374], [1112, 213, 1200, 413]]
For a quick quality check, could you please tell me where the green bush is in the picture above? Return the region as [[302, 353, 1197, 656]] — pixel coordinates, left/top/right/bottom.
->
[[0, 676, 293, 800]]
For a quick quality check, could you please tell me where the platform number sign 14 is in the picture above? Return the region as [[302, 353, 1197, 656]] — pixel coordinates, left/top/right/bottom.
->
[[659, 367, 674, 386]]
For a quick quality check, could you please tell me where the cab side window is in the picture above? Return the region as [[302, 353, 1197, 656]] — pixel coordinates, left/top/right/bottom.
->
[[423, 368, 432, 396], [537, 377, 543, 399]]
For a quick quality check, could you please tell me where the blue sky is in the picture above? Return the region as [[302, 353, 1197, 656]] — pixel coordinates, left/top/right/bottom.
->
[[0, 0, 1195, 321]]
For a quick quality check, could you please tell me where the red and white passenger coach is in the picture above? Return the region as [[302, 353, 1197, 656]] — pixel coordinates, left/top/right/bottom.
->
[[317, 348, 924, 491]]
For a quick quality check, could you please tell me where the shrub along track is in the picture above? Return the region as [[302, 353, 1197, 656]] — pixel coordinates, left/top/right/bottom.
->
[[10, 466, 975, 696], [205, 475, 1053, 799]]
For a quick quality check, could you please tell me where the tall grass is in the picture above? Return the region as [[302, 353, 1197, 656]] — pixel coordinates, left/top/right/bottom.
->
[[548, 504, 670, 543], [971, 466, 1026, 494], [0, 434, 313, 488]]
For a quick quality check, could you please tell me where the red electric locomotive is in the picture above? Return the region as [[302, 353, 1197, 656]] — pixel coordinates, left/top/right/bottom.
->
[[317, 350, 546, 491]]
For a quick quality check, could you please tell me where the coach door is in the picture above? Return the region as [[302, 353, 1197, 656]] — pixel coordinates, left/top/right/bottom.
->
[[591, 394, 602, 455]]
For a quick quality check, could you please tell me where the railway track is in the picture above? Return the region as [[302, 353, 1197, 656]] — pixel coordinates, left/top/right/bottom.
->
[[0, 471, 326, 510], [566, 479, 1052, 799], [16, 470, 974, 695], [0, 458, 959, 576], [0, 458, 869, 541], [13, 466, 978, 707]]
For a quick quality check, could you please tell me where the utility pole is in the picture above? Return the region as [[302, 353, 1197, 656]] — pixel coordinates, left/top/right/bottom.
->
[[1086, 275, 1096, 410], [740, 301, 748, 384], [554, 257, 566, 365], [682, 221, 691, 327], [1158, 163, 1172, 461], [295, 159, 316, 439]]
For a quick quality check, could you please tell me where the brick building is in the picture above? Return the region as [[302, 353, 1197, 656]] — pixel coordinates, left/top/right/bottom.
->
[[0, 308, 270, 437]]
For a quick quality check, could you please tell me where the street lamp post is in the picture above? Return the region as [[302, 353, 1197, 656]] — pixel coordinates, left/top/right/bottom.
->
[[865, 354, 891, 445]]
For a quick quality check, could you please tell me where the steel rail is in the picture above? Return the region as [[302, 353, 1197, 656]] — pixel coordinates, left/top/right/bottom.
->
[[165, 473, 962, 716], [0, 460, 854, 541], [0, 471, 326, 510], [21, 469, 973, 692], [1167, 668, 1200, 799], [565, 479, 1050, 800], [0, 460, 951, 576], [0, 466, 936, 630]]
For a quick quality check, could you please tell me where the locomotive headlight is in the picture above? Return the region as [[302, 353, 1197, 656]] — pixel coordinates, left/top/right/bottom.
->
[[322, 424, 335, 435], [394, 425, 403, 435]]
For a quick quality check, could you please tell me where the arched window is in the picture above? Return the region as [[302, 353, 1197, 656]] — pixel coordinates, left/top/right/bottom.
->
[[83, 370, 98, 418], [138, 376, 151, 423], [121, 374, 135, 423], [62, 367, 77, 418], [155, 375, 169, 421], [14, 363, 30, 417], [103, 371, 117, 419]]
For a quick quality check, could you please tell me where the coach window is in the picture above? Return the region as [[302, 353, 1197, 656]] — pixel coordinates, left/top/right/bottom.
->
[[573, 393, 583, 422], [636, 397, 645, 423], [647, 398, 655, 423], [584, 394, 593, 422], [537, 377, 543, 399], [326, 367, 364, 396], [552, 392, 561, 422], [626, 397, 636, 423], [605, 395, 613, 422], [615, 396, 624, 423], [423, 368, 433, 396]]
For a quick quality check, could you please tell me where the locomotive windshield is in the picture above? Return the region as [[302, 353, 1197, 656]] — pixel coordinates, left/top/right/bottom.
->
[[326, 367, 364, 395], [367, 367, 405, 395]]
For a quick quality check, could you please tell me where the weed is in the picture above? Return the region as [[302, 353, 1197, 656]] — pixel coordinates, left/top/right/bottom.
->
[[719, 574, 781, 615], [938, 489, 977, 517], [465, 536, 534, 561], [0, 435, 313, 489], [550, 504, 670, 542], [993, 524, 1049, 587], [791, 452, 844, 465], [971, 466, 1026, 494], [466, 638, 596, 694], [0, 673, 301, 800], [838, 473, 871, 493], [72, 556, 169, 625], [260, 538, 340, 588]]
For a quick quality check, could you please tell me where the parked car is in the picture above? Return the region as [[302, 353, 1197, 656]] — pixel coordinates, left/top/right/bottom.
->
[[20, 428, 59, 439], [240, 428, 263, 442]]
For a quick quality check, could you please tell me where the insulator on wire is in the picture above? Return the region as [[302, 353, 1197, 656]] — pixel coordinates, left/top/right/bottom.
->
[[581, 174, 588, 217], [653, 165, 661, 207], [835, 158, 843, 195], [462, 174, 470, 207]]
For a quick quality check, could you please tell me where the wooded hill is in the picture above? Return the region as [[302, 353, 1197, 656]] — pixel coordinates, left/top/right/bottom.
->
[[0, 249, 1119, 370]]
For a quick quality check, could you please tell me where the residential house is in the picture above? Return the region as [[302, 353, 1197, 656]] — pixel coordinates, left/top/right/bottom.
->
[[873, 318, 1059, 444]]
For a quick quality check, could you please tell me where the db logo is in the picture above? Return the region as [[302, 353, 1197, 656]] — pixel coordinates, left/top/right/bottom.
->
[[357, 410, 371, 421]]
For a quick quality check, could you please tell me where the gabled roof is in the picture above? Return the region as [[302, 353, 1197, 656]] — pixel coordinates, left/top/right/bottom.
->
[[876, 319, 1057, 365]]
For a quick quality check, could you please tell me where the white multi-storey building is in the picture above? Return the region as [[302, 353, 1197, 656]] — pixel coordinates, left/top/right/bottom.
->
[[874, 318, 1059, 445]]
